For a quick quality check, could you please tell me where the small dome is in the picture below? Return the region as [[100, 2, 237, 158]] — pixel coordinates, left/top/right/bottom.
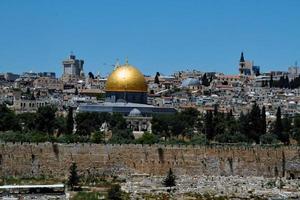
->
[[105, 63, 148, 93], [181, 78, 201, 88], [129, 108, 142, 117]]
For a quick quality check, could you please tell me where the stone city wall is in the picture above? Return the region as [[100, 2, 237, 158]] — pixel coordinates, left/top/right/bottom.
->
[[0, 143, 299, 179]]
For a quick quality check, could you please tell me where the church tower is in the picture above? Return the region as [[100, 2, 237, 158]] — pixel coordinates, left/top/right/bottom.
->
[[239, 52, 246, 75]]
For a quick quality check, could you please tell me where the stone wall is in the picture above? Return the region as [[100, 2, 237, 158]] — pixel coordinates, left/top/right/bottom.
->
[[0, 143, 299, 179]]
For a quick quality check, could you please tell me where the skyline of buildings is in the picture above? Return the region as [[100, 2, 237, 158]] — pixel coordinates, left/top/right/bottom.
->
[[1, 52, 300, 78]]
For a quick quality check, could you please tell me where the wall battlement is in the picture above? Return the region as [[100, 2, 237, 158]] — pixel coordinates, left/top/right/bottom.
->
[[0, 143, 299, 179]]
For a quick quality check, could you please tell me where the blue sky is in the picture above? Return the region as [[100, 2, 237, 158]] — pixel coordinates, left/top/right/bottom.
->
[[0, 0, 300, 76]]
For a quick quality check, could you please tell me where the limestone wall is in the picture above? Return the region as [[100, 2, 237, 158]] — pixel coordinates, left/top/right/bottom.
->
[[0, 143, 299, 179]]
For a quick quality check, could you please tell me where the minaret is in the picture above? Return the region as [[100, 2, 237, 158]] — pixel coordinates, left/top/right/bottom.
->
[[239, 52, 245, 75]]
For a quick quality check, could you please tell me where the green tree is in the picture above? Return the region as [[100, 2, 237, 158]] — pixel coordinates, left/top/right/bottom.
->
[[245, 103, 263, 143], [292, 115, 300, 144], [107, 184, 122, 200], [0, 104, 20, 131], [270, 74, 274, 88], [213, 108, 226, 139], [151, 114, 186, 139], [281, 116, 291, 144], [152, 115, 170, 139], [215, 110, 246, 143], [75, 87, 79, 95], [136, 132, 159, 144], [260, 134, 279, 144], [109, 128, 134, 144], [35, 105, 57, 134], [55, 116, 66, 136], [190, 134, 207, 145], [261, 106, 267, 135], [168, 114, 186, 138], [204, 111, 214, 140], [66, 107, 74, 134], [163, 168, 176, 188], [17, 112, 36, 132], [154, 72, 160, 84], [202, 73, 210, 86], [180, 108, 200, 128], [110, 113, 126, 129], [75, 112, 110, 136], [88, 72, 95, 79], [68, 162, 80, 190], [96, 93, 105, 100], [91, 131, 104, 143], [272, 107, 289, 144]]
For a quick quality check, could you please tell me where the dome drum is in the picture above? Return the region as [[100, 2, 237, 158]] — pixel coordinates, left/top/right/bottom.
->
[[106, 91, 147, 104]]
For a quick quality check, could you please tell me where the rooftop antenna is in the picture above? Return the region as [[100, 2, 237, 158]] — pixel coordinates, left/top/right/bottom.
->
[[125, 56, 129, 65], [295, 61, 298, 67]]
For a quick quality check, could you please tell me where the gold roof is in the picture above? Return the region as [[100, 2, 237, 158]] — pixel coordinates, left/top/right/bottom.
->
[[105, 63, 148, 93]]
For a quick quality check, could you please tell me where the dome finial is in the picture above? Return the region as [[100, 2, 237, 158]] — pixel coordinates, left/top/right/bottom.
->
[[114, 58, 120, 70]]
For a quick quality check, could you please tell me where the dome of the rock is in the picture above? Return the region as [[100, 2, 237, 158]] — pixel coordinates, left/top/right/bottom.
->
[[105, 62, 148, 104], [106, 64, 147, 93]]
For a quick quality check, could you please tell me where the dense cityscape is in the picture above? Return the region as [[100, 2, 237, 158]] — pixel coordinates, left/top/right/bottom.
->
[[2, 0, 300, 199], [2, 52, 300, 144], [1, 52, 300, 199]]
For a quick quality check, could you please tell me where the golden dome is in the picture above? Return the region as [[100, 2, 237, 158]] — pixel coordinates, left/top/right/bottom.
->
[[105, 63, 148, 93]]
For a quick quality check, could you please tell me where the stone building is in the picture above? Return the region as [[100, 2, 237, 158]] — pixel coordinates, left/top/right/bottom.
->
[[33, 77, 63, 91], [62, 54, 84, 77], [13, 98, 49, 113]]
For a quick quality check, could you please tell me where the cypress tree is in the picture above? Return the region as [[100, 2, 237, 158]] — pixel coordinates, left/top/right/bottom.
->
[[281, 116, 291, 144], [272, 106, 290, 144], [279, 76, 285, 88], [108, 184, 122, 200], [275, 107, 283, 134], [261, 106, 267, 135], [163, 168, 176, 188], [66, 107, 74, 134], [239, 111, 249, 138], [68, 162, 80, 190], [154, 72, 160, 84], [284, 76, 290, 88], [204, 111, 214, 140], [270, 74, 273, 88], [75, 87, 78, 95], [88, 72, 94, 79], [202, 73, 210, 86], [248, 103, 262, 143]]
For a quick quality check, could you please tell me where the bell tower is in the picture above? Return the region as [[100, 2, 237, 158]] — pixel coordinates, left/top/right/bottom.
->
[[239, 52, 245, 75]]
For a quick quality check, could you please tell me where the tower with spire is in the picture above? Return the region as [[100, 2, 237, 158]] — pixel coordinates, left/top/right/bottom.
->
[[239, 52, 246, 75]]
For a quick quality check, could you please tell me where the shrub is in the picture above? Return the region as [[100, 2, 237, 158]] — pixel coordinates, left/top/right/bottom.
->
[[91, 131, 104, 144], [135, 132, 159, 144], [260, 134, 279, 144], [107, 184, 122, 200], [109, 129, 134, 144], [72, 191, 102, 200], [163, 168, 176, 188], [68, 162, 80, 190]]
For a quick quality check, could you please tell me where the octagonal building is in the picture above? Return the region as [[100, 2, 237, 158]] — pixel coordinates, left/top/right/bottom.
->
[[105, 61, 148, 104]]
